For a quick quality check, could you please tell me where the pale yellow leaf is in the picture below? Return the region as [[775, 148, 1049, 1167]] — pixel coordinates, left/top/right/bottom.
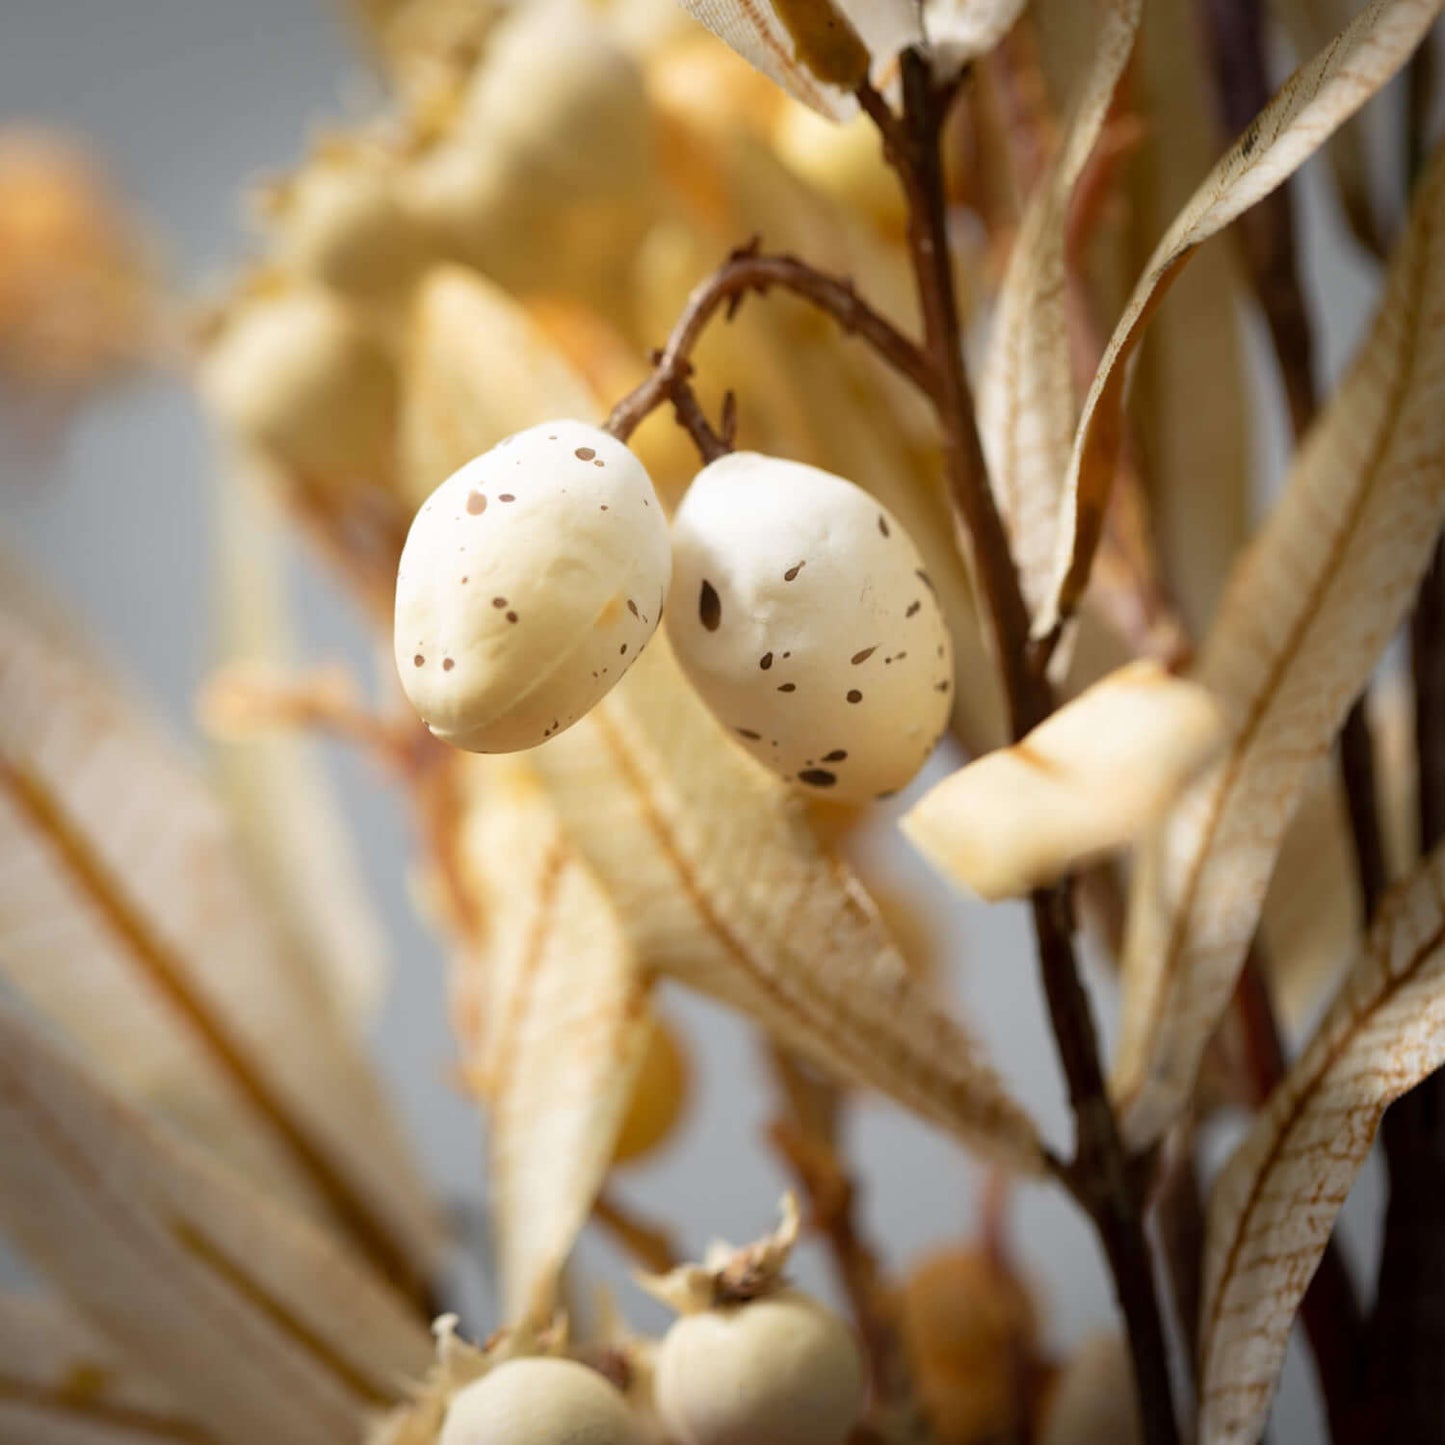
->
[[211, 458, 389, 1033], [0, 1004, 432, 1445], [1273, 0, 1389, 255], [398, 265, 598, 508], [978, 0, 1142, 621], [0, 606, 442, 1292], [527, 634, 1046, 1173], [1115, 144, 1445, 1148], [904, 661, 1224, 901], [1037, 0, 1442, 641], [1199, 846, 1445, 1445], [453, 756, 652, 1326], [0, 1293, 201, 1445], [1124, 0, 1252, 636], [675, 0, 921, 120]]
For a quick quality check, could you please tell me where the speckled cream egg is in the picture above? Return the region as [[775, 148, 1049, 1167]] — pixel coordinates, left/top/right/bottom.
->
[[667, 453, 954, 803], [395, 420, 670, 752], [654, 1289, 865, 1445], [440, 1357, 645, 1445]]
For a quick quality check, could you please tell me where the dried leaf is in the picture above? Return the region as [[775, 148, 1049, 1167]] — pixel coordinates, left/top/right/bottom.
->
[[1272, 0, 1389, 255], [1198, 847, 1445, 1445], [904, 661, 1224, 901], [399, 265, 598, 507], [0, 1003, 432, 1445], [924, 0, 1027, 78], [673, 0, 922, 120], [527, 634, 1046, 1174], [0, 605, 442, 1290], [0, 1292, 202, 1444], [211, 459, 389, 1034], [453, 756, 652, 1325], [1114, 143, 1445, 1147], [977, 0, 1142, 620], [1037, 0, 1442, 641]]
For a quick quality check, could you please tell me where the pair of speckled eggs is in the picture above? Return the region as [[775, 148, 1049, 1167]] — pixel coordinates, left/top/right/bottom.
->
[[394, 421, 954, 803]]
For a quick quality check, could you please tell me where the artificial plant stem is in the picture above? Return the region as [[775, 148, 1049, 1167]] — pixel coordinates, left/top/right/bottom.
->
[[880, 51, 1179, 1445]]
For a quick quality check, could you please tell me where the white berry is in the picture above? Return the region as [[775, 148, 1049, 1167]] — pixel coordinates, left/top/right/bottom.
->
[[666, 453, 954, 803], [655, 1289, 865, 1445], [440, 1357, 644, 1445], [394, 420, 670, 752]]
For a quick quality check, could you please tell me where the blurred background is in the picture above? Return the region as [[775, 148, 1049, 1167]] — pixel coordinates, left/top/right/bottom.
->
[[0, 2, 1415, 1439]]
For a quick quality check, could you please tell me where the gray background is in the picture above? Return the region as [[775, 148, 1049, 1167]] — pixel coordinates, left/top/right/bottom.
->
[[0, 2, 1416, 1439]]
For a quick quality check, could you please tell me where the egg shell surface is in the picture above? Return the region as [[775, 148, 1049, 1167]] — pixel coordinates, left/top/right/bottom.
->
[[440, 1357, 644, 1445], [666, 452, 954, 802], [395, 420, 670, 752], [655, 1289, 866, 1445]]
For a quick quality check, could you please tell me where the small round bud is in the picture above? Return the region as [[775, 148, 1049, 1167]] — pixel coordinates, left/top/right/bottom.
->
[[394, 420, 670, 753], [655, 1289, 865, 1445], [612, 1012, 690, 1167], [667, 453, 954, 803], [440, 1357, 645, 1445], [201, 286, 396, 484]]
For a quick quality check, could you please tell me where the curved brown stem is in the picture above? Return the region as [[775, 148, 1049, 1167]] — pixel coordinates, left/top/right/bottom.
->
[[604, 243, 936, 453]]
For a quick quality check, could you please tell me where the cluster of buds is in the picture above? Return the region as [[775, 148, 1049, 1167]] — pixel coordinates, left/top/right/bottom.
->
[[394, 423, 957, 802]]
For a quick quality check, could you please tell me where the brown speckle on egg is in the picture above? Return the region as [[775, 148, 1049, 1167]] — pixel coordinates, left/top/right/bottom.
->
[[699, 579, 722, 631], [823, 749, 848, 762], [413, 654, 425, 667], [916, 569, 935, 592], [851, 646, 876, 665], [493, 597, 508, 608], [737, 727, 761, 740], [575, 446, 597, 461], [778, 683, 797, 693], [466, 491, 487, 515], [798, 768, 837, 788], [499, 493, 516, 502], [507, 611, 519, 623], [620, 643, 628, 655], [443, 658, 455, 671], [847, 689, 862, 704], [935, 679, 950, 693], [877, 514, 890, 538], [784, 561, 805, 581], [906, 601, 922, 618], [760, 652, 773, 670], [627, 599, 639, 618]]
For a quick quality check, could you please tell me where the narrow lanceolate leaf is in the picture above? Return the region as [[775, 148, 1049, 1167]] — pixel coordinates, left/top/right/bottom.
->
[[1036, 0, 1443, 641], [1199, 847, 1445, 1445], [528, 635, 1045, 1173], [676, 0, 922, 120], [212, 460, 389, 1034], [923, 0, 1027, 77], [452, 756, 652, 1326], [0, 607, 442, 1293], [977, 0, 1142, 621], [1115, 144, 1445, 1148], [0, 1293, 203, 1444], [904, 662, 1223, 901], [0, 1005, 431, 1445], [1272, 0, 1388, 255]]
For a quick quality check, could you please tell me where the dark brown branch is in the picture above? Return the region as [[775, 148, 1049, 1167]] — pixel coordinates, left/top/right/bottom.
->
[[877, 52, 1179, 1445], [604, 245, 936, 453]]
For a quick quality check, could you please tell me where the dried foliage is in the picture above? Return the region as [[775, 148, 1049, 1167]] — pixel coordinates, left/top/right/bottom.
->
[[5, 1, 1445, 1443]]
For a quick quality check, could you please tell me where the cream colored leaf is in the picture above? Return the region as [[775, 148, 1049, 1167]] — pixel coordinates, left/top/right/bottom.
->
[[977, 0, 1142, 621], [0, 606, 442, 1292], [1199, 846, 1445, 1445], [1121, 0, 1252, 637], [211, 458, 388, 1033], [904, 661, 1224, 901], [453, 756, 652, 1326], [0, 1004, 432, 1445], [1037, 0, 1442, 640], [1115, 144, 1445, 1148], [527, 634, 1045, 1173], [923, 0, 1026, 77], [675, 0, 922, 120], [399, 264, 598, 507], [0, 1293, 202, 1444], [1273, 0, 1388, 255]]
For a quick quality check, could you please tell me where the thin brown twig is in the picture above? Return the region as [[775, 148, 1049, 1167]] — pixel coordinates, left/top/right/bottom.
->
[[875, 53, 1179, 1445], [592, 1190, 682, 1277], [604, 245, 936, 456]]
